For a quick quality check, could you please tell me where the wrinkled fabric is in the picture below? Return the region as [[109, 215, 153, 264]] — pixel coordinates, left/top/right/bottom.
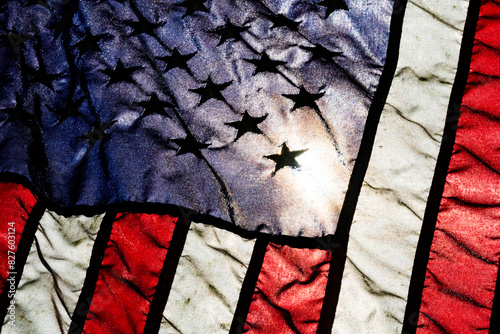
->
[[0, 0, 392, 237], [0, 183, 36, 297], [418, 1, 500, 330], [161, 222, 255, 334], [83, 212, 177, 334], [3, 1, 500, 334], [245, 243, 331, 334], [333, 0, 469, 333], [2, 211, 103, 334]]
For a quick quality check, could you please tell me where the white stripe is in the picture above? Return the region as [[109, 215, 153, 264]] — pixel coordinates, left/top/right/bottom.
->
[[333, 1, 469, 333], [160, 223, 255, 334], [2, 211, 104, 334]]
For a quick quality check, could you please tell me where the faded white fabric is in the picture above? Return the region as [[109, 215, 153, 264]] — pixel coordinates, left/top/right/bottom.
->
[[2, 211, 104, 334], [332, 1, 469, 333], [160, 223, 255, 334]]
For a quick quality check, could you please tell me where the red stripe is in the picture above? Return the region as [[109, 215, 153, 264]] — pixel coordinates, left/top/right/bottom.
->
[[244, 244, 331, 334], [82, 212, 177, 334], [0, 182, 37, 295], [417, 1, 500, 331]]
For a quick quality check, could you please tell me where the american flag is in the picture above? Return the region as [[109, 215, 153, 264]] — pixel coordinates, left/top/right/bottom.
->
[[0, 0, 498, 333]]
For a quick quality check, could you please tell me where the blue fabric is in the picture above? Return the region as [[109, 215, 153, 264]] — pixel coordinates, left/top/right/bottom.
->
[[0, 0, 393, 237]]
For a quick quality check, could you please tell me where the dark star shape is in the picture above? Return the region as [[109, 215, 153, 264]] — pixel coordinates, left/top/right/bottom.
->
[[189, 77, 232, 106], [178, 0, 209, 18], [302, 44, 342, 63], [50, 96, 84, 125], [244, 53, 286, 76], [124, 17, 163, 38], [83, 120, 117, 156], [225, 111, 267, 141], [210, 19, 249, 46], [264, 142, 307, 174], [136, 93, 173, 119], [0, 97, 33, 127], [265, 14, 301, 31], [73, 32, 109, 56], [316, 0, 348, 18], [170, 134, 210, 158], [25, 59, 63, 92], [99, 59, 142, 87], [156, 48, 196, 73], [282, 86, 325, 111]]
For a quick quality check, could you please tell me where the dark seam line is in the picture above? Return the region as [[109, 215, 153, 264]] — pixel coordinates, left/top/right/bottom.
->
[[67, 211, 117, 334], [401, 0, 483, 333], [489, 253, 500, 333], [316, 0, 409, 332], [142, 214, 191, 334], [229, 238, 268, 334], [0, 172, 337, 249]]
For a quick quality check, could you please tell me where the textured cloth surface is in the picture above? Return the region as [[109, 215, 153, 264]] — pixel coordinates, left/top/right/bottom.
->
[[0, 183, 37, 296], [0, 0, 392, 237], [2, 0, 500, 334], [418, 1, 500, 331], [160, 222, 255, 334], [245, 243, 331, 334], [332, 0, 470, 333], [82, 212, 177, 334], [2, 211, 103, 334]]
